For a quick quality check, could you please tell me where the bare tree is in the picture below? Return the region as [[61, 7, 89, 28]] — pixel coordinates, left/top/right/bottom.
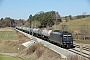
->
[[80, 24, 89, 40]]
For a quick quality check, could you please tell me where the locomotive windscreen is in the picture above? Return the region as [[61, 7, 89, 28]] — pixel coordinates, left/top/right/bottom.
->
[[63, 35, 73, 42]]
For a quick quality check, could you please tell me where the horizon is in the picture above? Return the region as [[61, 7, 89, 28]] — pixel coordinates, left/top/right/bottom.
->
[[0, 0, 90, 20]]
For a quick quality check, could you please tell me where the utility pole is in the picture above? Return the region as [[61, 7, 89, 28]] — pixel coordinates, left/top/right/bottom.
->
[[29, 15, 32, 35], [29, 15, 32, 28], [55, 12, 61, 30], [55, 12, 57, 30]]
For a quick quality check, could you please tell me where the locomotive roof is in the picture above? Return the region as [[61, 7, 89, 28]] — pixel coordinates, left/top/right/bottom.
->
[[62, 31, 71, 35], [52, 30, 72, 34]]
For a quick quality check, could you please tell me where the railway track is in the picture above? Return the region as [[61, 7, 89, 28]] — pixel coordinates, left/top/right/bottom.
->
[[74, 44, 90, 51], [68, 49, 90, 60], [68, 44, 90, 60]]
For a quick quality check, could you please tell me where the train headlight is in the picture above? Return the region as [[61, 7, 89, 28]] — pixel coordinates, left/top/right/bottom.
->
[[63, 42, 66, 43]]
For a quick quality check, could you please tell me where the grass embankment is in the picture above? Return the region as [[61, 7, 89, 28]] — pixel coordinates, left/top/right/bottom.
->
[[18, 43, 63, 60]]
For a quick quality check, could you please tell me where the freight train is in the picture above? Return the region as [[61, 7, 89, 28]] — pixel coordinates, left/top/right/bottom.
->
[[15, 26, 73, 48]]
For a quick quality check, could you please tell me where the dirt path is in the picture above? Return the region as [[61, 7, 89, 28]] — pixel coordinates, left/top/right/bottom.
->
[[0, 52, 17, 57]]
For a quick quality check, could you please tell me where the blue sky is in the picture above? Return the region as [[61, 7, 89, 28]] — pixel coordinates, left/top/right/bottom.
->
[[0, 0, 90, 20]]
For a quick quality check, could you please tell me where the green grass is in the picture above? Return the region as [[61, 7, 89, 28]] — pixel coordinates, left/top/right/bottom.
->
[[0, 54, 34, 60], [0, 31, 18, 40], [0, 54, 19, 60]]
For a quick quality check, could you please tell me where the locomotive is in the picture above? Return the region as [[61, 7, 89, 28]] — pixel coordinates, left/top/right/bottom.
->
[[15, 26, 73, 48], [50, 30, 73, 48]]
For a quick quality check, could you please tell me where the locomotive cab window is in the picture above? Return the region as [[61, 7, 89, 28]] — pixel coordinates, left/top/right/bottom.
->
[[63, 36, 67, 38], [63, 35, 72, 38], [68, 36, 72, 38]]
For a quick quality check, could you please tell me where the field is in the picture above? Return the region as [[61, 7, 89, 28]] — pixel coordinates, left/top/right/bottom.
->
[[0, 31, 18, 40], [0, 27, 30, 53], [0, 54, 33, 60], [0, 54, 18, 60], [0, 27, 18, 40]]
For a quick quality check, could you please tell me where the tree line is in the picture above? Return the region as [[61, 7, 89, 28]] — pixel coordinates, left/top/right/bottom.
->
[[0, 11, 89, 28], [0, 17, 25, 28], [26, 11, 89, 28]]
